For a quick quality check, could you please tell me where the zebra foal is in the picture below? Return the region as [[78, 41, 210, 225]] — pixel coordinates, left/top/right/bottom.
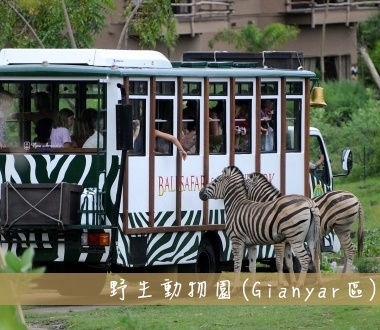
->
[[246, 172, 364, 274], [199, 166, 322, 289]]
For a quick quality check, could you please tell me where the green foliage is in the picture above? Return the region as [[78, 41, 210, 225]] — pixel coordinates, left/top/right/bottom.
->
[[0, 247, 45, 330], [320, 255, 334, 273], [125, 0, 179, 52], [358, 13, 380, 51], [360, 229, 380, 258], [0, 306, 28, 330], [1, 248, 45, 274], [208, 23, 299, 52], [311, 81, 380, 179], [0, 0, 115, 48], [355, 257, 380, 273]]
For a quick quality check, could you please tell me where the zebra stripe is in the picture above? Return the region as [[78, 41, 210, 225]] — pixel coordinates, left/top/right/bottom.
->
[[247, 172, 364, 273], [199, 166, 321, 288]]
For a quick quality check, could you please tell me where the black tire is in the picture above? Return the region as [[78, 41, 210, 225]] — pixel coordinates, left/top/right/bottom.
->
[[195, 238, 220, 290], [196, 239, 216, 273]]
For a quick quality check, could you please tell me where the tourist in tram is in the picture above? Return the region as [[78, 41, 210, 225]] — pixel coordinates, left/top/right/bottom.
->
[[260, 100, 274, 151], [50, 108, 76, 148]]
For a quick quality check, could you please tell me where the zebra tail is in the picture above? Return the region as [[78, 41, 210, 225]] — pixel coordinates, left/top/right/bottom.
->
[[357, 200, 365, 257], [311, 200, 322, 267]]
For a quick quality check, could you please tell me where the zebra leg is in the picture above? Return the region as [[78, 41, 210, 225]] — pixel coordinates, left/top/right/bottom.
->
[[274, 243, 286, 286], [247, 245, 258, 287], [335, 227, 355, 273], [289, 242, 310, 288], [283, 242, 297, 285], [231, 240, 245, 293]]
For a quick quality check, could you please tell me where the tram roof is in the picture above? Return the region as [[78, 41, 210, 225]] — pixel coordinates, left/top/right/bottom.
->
[[0, 48, 316, 79], [0, 64, 316, 79]]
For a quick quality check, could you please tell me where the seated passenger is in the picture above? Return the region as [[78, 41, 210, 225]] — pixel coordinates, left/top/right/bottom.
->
[[83, 117, 104, 148], [10, 91, 53, 125], [33, 117, 53, 146], [80, 108, 98, 135], [235, 101, 249, 152], [209, 101, 224, 152], [50, 108, 76, 148], [71, 117, 91, 148]]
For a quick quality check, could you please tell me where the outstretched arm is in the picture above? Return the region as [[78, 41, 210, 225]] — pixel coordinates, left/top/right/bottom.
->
[[155, 129, 187, 160]]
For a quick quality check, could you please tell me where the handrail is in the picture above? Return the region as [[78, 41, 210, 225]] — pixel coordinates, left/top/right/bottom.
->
[[285, 0, 380, 12], [172, 0, 233, 19]]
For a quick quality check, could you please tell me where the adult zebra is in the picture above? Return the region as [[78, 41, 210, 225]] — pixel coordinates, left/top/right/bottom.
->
[[199, 166, 322, 289], [246, 172, 364, 274]]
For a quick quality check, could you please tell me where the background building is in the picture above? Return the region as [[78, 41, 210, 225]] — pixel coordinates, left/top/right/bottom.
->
[[95, 0, 380, 79]]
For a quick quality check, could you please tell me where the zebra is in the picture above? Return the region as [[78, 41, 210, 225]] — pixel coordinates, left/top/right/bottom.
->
[[246, 172, 364, 274], [199, 165, 322, 289]]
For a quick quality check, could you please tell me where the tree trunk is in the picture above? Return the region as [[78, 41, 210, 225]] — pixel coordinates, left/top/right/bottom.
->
[[61, 0, 77, 48], [116, 1, 143, 50], [359, 46, 380, 91]]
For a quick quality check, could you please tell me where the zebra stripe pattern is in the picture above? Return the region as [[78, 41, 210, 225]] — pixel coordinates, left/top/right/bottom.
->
[[247, 172, 364, 273], [199, 166, 321, 288]]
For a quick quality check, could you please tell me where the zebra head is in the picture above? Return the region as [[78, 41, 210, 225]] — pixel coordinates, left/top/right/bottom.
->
[[246, 172, 281, 202], [199, 166, 245, 201]]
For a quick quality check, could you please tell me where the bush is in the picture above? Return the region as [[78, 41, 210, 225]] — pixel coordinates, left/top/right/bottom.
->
[[355, 257, 380, 273]]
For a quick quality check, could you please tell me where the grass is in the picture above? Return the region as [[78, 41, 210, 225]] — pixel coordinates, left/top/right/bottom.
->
[[24, 176, 380, 329], [334, 174, 380, 231], [25, 305, 380, 330]]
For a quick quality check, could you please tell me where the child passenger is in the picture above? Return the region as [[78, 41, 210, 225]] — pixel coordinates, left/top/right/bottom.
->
[[50, 108, 76, 148]]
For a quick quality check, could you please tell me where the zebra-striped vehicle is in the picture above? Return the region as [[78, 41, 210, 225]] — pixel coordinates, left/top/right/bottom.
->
[[0, 48, 352, 296], [246, 172, 364, 273], [199, 166, 322, 288]]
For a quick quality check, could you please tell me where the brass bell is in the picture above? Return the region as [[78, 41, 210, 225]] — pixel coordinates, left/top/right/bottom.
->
[[310, 87, 327, 108]]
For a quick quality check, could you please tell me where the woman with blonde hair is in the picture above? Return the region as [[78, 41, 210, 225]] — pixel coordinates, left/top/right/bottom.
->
[[50, 108, 76, 148], [0, 90, 13, 148]]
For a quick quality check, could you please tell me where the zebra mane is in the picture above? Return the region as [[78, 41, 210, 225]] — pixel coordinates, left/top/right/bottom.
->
[[223, 166, 247, 187], [246, 172, 282, 201]]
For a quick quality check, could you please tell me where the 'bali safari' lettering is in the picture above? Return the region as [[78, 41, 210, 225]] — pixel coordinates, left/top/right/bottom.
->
[[158, 175, 205, 196]]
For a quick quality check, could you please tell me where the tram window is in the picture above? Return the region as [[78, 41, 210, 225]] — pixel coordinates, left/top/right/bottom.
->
[[2, 82, 21, 146], [155, 99, 174, 155], [260, 99, 276, 152], [183, 82, 201, 96], [235, 100, 251, 153], [261, 82, 278, 95], [5, 81, 107, 150], [129, 81, 148, 95], [182, 99, 199, 155], [235, 82, 253, 96], [85, 83, 106, 110], [209, 99, 226, 154], [156, 81, 175, 95], [286, 99, 302, 152], [59, 83, 77, 110], [209, 82, 227, 96], [129, 99, 146, 155], [286, 82, 303, 95]]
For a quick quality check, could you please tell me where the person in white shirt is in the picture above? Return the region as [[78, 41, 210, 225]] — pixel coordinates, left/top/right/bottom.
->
[[83, 117, 104, 148]]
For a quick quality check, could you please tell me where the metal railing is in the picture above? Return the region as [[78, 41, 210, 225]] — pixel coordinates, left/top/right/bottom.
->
[[172, 0, 234, 19], [285, 0, 380, 12]]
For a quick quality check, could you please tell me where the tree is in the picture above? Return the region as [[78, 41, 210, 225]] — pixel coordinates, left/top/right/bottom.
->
[[208, 23, 299, 52], [0, 0, 115, 49], [358, 13, 380, 91], [118, 0, 179, 53]]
